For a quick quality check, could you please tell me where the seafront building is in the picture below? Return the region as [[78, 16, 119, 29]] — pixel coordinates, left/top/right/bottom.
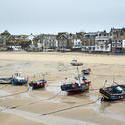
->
[[110, 28, 125, 53], [95, 31, 111, 52], [0, 28, 125, 53], [81, 32, 97, 52]]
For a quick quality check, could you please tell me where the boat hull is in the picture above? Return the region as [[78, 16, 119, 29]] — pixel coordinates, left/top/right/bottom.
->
[[29, 80, 47, 89], [61, 84, 90, 92], [11, 79, 28, 85], [0, 77, 12, 84], [100, 85, 125, 100], [29, 83, 45, 89]]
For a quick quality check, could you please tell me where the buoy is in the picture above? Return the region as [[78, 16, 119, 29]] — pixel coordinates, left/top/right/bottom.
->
[[72, 85, 75, 88], [84, 80, 87, 83], [102, 88, 105, 90], [89, 82, 92, 85], [44, 81, 47, 84]]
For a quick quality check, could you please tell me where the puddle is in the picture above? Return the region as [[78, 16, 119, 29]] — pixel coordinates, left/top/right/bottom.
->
[[91, 102, 125, 122], [103, 111, 125, 122], [89, 93, 125, 122]]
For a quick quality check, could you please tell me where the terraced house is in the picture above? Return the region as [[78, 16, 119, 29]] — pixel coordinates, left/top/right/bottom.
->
[[110, 28, 125, 53], [95, 31, 111, 52], [81, 32, 97, 52], [56, 32, 74, 50], [0, 28, 125, 53]]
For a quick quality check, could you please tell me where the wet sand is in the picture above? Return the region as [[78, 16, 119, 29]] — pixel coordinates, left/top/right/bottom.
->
[[0, 52, 125, 125]]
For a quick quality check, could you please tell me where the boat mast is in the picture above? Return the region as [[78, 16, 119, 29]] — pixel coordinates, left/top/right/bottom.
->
[[77, 66, 81, 84]]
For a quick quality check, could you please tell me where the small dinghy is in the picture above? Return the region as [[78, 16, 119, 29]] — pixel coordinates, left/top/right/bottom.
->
[[100, 81, 125, 100], [29, 79, 47, 89], [81, 68, 91, 75], [0, 77, 12, 84], [11, 73, 28, 85], [70, 60, 83, 66]]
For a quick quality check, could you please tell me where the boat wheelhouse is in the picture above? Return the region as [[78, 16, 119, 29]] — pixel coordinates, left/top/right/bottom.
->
[[11, 73, 28, 85]]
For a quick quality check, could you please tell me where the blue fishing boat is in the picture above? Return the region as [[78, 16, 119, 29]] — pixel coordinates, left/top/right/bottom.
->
[[61, 77, 91, 92], [61, 61, 92, 92], [100, 82, 125, 100], [11, 73, 28, 85]]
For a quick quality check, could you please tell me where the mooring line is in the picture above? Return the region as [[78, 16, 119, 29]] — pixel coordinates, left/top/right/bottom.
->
[[10, 87, 99, 109], [41, 97, 101, 116], [0, 88, 29, 99], [5, 90, 62, 110]]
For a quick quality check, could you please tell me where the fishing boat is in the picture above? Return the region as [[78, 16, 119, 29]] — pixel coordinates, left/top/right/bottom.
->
[[70, 60, 83, 66], [81, 68, 91, 75], [29, 79, 47, 89], [61, 77, 92, 92], [11, 73, 28, 85], [61, 61, 92, 92], [0, 77, 12, 84], [100, 81, 125, 100]]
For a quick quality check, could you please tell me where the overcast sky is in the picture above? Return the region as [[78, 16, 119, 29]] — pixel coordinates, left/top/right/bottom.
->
[[0, 0, 125, 34]]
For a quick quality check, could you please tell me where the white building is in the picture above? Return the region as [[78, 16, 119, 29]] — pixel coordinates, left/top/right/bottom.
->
[[72, 39, 82, 49], [9, 46, 22, 51], [95, 35, 111, 52], [42, 34, 57, 49], [81, 46, 95, 52], [28, 34, 34, 41], [122, 40, 125, 48], [81, 32, 97, 52], [37, 40, 42, 48]]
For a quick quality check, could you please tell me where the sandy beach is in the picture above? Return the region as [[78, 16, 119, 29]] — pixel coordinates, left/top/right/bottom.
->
[[0, 52, 125, 125]]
